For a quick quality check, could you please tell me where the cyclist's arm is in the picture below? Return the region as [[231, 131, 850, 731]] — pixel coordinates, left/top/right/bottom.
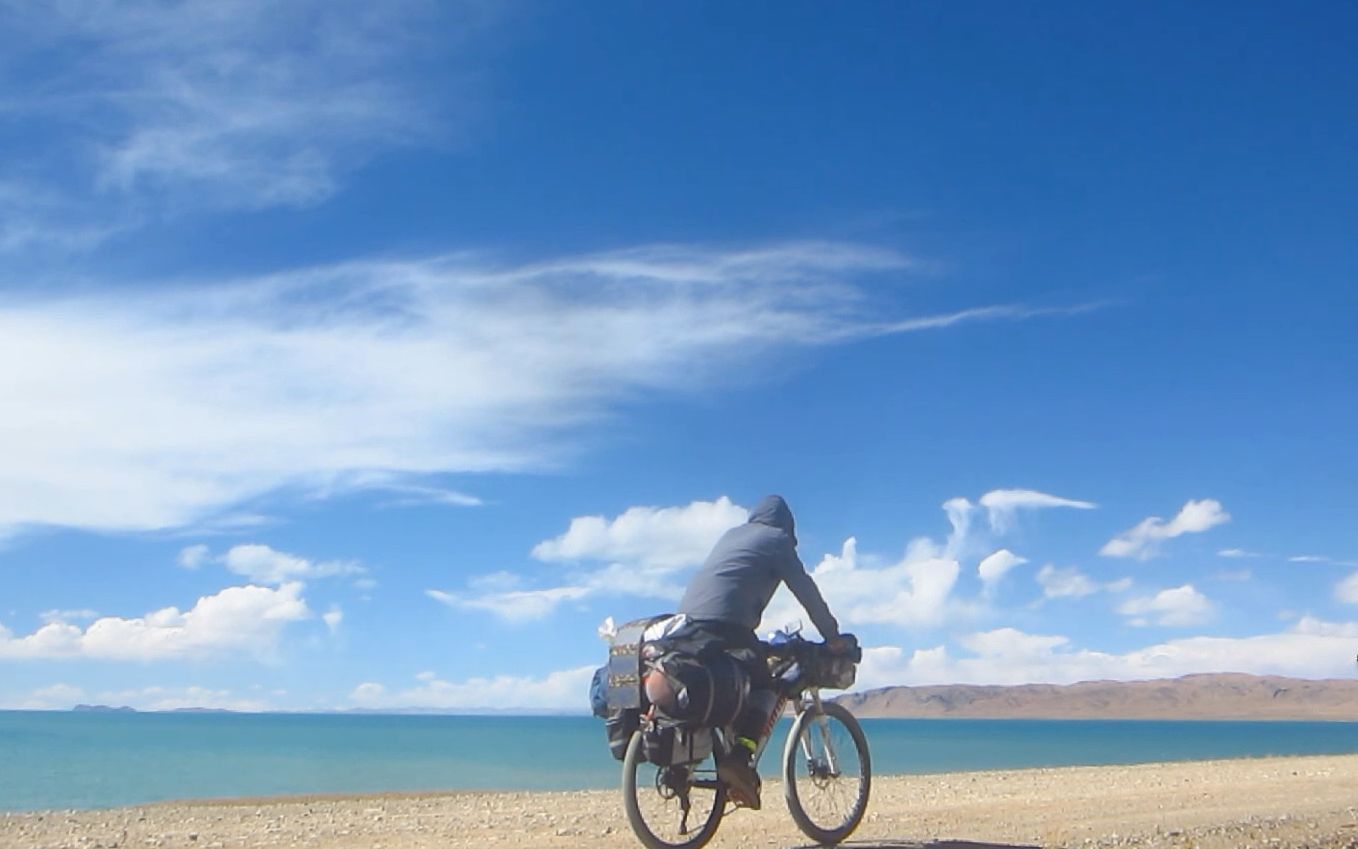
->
[[779, 543, 840, 640]]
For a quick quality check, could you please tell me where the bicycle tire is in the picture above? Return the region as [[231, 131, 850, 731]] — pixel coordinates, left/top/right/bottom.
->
[[782, 701, 871, 845], [622, 729, 726, 849]]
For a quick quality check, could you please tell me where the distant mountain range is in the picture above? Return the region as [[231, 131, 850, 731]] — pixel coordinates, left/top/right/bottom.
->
[[836, 673, 1358, 720]]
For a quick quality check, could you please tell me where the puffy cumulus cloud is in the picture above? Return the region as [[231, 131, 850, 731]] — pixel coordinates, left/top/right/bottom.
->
[[349, 666, 597, 712], [977, 549, 1027, 594], [1036, 565, 1131, 600], [1117, 585, 1214, 627], [433, 497, 749, 622], [760, 490, 1090, 636], [0, 244, 1098, 539], [532, 497, 748, 572], [853, 618, 1358, 688], [1337, 572, 1358, 605], [0, 583, 310, 661], [173, 543, 363, 585], [1100, 499, 1230, 560], [759, 534, 967, 638], [977, 489, 1096, 534], [216, 544, 364, 585]]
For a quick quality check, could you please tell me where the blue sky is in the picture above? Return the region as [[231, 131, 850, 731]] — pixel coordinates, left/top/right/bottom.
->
[[1, 1, 1355, 712]]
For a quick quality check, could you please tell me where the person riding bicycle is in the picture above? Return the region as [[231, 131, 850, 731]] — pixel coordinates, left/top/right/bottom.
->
[[674, 494, 847, 810]]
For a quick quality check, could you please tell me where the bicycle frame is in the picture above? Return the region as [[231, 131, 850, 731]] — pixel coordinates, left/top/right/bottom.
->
[[749, 686, 839, 777]]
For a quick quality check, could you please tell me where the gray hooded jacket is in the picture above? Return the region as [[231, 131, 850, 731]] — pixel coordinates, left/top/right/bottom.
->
[[677, 496, 840, 638]]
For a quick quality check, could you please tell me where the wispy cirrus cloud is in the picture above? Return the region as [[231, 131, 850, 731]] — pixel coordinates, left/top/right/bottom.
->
[[1100, 499, 1230, 560], [0, 245, 1102, 537], [0, 0, 493, 217], [975, 489, 1096, 534]]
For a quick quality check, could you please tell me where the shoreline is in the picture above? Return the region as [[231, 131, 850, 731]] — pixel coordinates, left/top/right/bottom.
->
[[4, 753, 1358, 848], [7, 742, 1358, 817]]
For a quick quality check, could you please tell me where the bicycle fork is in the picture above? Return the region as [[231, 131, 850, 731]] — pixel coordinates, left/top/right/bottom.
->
[[795, 691, 841, 778]]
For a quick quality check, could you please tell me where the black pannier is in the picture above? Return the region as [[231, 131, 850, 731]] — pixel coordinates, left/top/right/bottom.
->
[[605, 707, 640, 760], [642, 718, 714, 766], [641, 648, 750, 728]]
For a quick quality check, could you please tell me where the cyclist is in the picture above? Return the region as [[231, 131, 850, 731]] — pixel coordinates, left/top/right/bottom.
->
[[674, 494, 847, 809]]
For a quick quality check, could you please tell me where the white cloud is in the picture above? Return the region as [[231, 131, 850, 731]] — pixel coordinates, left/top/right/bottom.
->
[[349, 666, 597, 712], [1034, 565, 1130, 601], [433, 497, 749, 622], [855, 617, 1358, 688], [218, 544, 363, 585], [1100, 499, 1230, 560], [977, 489, 1096, 533], [1336, 572, 1358, 605], [5, 683, 90, 710], [86, 685, 273, 712], [177, 544, 210, 569], [1117, 584, 1214, 627], [2, 1, 492, 213], [532, 497, 748, 572], [978, 549, 1027, 594], [322, 606, 343, 634], [0, 583, 310, 661], [38, 609, 99, 624], [760, 527, 968, 638], [426, 584, 591, 624], [1218, 548, 1263, 558], [0, 244, 1095, 538]]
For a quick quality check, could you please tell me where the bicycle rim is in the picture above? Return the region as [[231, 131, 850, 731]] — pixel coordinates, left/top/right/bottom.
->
[[782, 701, 871, 844], [623, 730, 726, 849]]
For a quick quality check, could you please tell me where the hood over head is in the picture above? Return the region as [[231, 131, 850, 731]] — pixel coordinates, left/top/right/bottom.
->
[[748, 495, 796, 545]]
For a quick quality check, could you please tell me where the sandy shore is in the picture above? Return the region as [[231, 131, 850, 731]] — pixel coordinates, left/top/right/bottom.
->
[[3, 754, 1357, 849]]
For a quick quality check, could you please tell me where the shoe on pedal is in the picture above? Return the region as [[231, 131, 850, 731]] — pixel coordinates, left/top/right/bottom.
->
[[718, 750, 762, 810]]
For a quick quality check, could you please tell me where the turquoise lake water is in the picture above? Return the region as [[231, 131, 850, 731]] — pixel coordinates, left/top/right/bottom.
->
[[4, 711, 1358, 812]]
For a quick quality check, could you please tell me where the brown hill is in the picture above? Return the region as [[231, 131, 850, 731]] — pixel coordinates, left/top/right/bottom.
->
[[836, 673, 1358, 720]]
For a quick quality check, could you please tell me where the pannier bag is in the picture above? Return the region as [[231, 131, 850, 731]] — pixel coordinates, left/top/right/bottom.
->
[[642, 719, 714, 767], [605, 708, 640, 760], [591, 614, 672, 760], [807, 635, 863, 690], [641, 648, 750, 728]]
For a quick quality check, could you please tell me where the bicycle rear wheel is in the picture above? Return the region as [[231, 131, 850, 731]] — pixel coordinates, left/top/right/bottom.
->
[[782, 701, 871, 845], [623, 729, 726, 849]]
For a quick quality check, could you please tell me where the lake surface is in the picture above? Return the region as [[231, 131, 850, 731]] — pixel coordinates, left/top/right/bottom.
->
[[4, 710, 1358, 812]]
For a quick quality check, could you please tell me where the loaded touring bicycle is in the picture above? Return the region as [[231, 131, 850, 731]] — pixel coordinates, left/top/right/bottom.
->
[[592, 615, 871, 849]]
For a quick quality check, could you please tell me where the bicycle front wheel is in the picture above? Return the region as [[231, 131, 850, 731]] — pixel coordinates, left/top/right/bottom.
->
[[782, 701, 871, 845], [622, 729, 726, 849]]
